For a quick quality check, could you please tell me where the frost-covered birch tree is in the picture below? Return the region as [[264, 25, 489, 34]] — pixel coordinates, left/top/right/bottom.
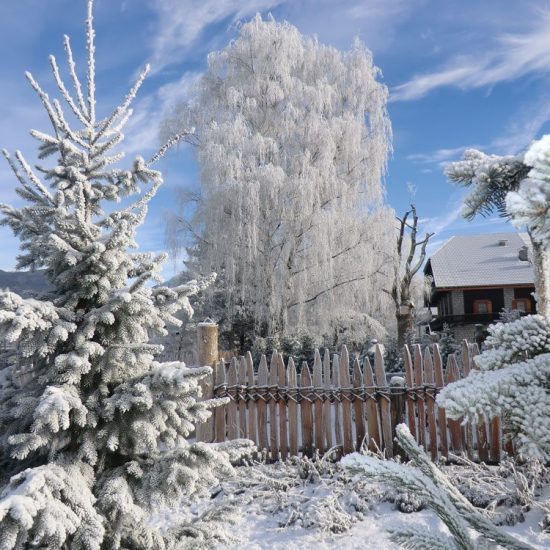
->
[[0, 2, 251, 548], [163, 15, 396, 341], [445, 141, 550, 316]]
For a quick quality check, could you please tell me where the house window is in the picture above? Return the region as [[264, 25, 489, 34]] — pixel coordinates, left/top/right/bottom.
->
[[473, 300, 492, 314], [512, 298, 530, 313]]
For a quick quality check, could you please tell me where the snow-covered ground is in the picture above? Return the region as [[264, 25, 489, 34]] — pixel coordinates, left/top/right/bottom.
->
[[151, 455, 550, 549], [227, 495, 548, 549]]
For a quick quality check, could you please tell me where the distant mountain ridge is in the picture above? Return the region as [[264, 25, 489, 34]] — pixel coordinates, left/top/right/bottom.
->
[[0, 269, 53, 297]]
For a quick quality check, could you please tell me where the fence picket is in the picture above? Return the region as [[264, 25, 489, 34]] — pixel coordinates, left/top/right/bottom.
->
[[245, 352, 257, 445], [423, 347, 438, 461], [363, 356, 380, 452], [432, 344, 448, 459], [214, 359, 226, 442], [332, 353, 342, 448], [352, 356, 366, 451], [490, 416, 502, 463], [462, 342, 474, 460], [339, 346, 354, 455], [269, 352, 279, 461], [257, 355, 269, 453], [288, 357, 299, 456], [323, 349, 333, 450], [403, 345, 417, 440], [301, 362, 314, 457], [374, 344, 393, 457], [227, 358, 238, 440], [413, 345, 426, 449], [277, 353, 289, 461], [238, 356, 247, 439], [445, 355, 463, 454], [470, 344, 489, 463], [313, 350, 324, 454]]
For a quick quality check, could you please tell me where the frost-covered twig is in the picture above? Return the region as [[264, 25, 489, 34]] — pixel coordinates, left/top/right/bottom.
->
[[342, 425, 535, 550]]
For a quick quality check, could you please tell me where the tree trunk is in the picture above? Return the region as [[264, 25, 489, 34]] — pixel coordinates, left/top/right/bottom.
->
[[530, 236, 550, 318], [396, 311, 413, 350]]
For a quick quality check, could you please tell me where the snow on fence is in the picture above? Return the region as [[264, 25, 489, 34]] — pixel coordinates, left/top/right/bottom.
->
[[196, 336, 513, 463]]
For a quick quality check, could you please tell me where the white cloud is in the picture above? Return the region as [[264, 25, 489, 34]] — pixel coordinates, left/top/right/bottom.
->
[[391, 9, 550, 102], [147, 0, 284, 74], [407, 145, 474, 166], [491, 95, 550, 155]]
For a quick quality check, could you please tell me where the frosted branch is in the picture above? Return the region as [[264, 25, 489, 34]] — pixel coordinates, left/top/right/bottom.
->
[[95, 65, 150, 142], [63, 34, 89, 119], [86, 0, 96, 124], [25, 71, 62, 137], [14, 151, 53, 203], [49, 55, 89, 127], [147, 129, 195, 167]]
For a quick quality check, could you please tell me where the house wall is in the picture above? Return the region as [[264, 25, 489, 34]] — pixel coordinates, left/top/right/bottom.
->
[[464, 288, 504, 314], [503, 287, 514, 310], [451, 290, 464, 315], [514, 286, 537, 312]]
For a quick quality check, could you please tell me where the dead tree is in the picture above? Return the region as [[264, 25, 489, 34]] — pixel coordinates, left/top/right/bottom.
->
[[387, 205, 434, 349]]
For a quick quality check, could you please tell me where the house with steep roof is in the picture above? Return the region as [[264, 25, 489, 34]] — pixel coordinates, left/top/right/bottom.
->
[[423, 232, 536, 341]]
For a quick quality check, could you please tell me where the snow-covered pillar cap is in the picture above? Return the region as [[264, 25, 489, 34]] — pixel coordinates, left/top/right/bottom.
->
[[198, 317, 217, 326]]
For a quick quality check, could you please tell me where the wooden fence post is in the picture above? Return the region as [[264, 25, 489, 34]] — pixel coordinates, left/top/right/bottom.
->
[[363, 356, 380, 452], [461, 341, 474, 460], [423, 347, 438, 461], [432, 344, 449, 459], [313, 350, 324, 455], [214, 359, 226, 442], [301, 362, 314, 457], [403, 345, 417, 440], [257, 355, 269, 453], [389, 375, 405, 440], [196, 319, 218, 442], [374, 344, 393, 458]]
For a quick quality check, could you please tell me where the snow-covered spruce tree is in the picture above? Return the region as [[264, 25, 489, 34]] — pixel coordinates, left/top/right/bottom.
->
[[438, 314, 550, 460], [162, 15, 396, 341], [445, 142, 550, 316], [441, 140, 550, 461], [342, 425, 534, 550], [0, 3, 252, 548]]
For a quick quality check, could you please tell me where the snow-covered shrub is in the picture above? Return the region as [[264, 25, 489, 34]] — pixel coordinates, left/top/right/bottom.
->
[[444, 456, 549, 529], [0, 2, 253, 548], [437, 315, 550, 461], [499, 308, 523, 324], [384, 336, 404, 373], [342, 424, 533, 550], [438, 323, 459, 364], [217, 454, 385, 535]]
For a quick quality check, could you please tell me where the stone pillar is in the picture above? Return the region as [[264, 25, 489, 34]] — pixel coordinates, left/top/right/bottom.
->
[[451, 290, 464, 315], [503, 287, 514, 311]]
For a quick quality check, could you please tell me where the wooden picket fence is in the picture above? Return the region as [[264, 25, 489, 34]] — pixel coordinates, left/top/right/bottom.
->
[[201, 340, 513, 463]]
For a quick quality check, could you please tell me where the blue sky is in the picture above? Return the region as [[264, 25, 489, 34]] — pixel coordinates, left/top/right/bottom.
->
[[1, 0, 549, 277]]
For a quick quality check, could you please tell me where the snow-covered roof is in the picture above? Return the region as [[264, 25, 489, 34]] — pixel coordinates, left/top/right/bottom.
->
[[425, 232, 534, 289]]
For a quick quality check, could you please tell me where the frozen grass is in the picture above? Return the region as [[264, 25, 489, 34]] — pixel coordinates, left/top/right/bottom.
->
[[150, 452, 550, 549]]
